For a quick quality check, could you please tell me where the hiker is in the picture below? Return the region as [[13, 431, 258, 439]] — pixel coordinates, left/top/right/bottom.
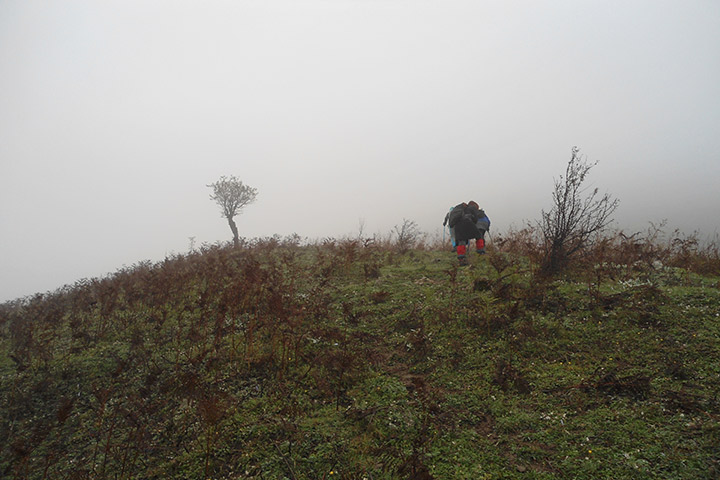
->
[[442, 206, 458, 252], [445, 201, 490, 265]]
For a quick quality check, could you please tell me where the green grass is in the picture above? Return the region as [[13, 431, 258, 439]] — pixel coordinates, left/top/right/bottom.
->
[[1, 241, 719, 479]]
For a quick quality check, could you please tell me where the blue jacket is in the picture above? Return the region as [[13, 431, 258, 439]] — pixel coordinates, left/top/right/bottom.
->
[[476, 210, 490, 232]]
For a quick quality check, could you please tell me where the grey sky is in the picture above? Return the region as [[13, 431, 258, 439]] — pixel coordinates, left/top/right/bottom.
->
[[2, 0, 719, 302]]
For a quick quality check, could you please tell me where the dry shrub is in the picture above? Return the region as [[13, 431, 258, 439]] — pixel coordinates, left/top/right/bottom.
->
[[593, 224, 720, 276], [494, 221, 720, 280], [666, 231, 720, 276], [393, 218, 422, 254], [538, 147, 619, 275], [493, 226, 544, 265]]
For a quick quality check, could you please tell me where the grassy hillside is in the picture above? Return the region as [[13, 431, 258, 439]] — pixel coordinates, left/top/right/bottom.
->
[[1, 236, 719, 479]]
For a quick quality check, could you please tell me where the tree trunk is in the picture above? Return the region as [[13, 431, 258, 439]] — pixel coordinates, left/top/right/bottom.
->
[[227, 216, 239, 247], [540, 241, 567, 277]]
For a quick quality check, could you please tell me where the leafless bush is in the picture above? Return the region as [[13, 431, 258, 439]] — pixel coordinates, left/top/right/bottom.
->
[[539, 147, 619, 275], [393, 219, 422, 254]]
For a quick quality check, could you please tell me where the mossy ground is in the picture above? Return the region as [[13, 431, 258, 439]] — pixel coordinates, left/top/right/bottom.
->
[[1, 240, 719, 479]]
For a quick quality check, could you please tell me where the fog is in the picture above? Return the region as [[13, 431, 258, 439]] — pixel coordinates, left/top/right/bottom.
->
[[2, 1, 719, 302]]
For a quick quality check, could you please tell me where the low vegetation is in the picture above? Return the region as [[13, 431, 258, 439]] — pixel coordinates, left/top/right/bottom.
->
[[1, 227, 719, 479]]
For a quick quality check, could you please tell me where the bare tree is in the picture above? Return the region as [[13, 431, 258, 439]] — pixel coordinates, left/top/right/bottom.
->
[[208, 176, 258, 247], [539, 147, 619, 274]]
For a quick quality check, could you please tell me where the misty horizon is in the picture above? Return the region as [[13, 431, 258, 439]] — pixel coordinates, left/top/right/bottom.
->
[[2, 1, 719, 302]]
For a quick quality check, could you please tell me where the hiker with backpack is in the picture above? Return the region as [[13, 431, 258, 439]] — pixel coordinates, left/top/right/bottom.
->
[[445, 201, 491, 265]]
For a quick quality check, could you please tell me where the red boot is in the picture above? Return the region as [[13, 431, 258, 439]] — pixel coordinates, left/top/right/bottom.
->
[[457, 244, 468, 265]]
